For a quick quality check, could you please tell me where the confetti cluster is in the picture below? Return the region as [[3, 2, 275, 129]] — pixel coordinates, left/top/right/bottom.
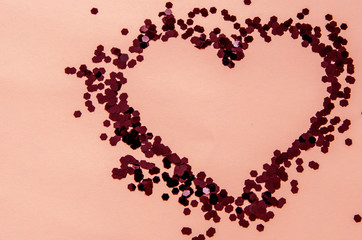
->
[[66, 1, 359, 238]]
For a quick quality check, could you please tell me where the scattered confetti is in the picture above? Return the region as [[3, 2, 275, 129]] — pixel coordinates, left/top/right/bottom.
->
[[73, 110, 82, 118], [345, 138, 353, 146], [90, 8, 98, 15], [67, 1, 357, 238], [354, 214, 361, 223]]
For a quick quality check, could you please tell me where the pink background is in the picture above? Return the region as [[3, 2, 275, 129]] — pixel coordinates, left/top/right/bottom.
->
[[1, 0, 361, 239]]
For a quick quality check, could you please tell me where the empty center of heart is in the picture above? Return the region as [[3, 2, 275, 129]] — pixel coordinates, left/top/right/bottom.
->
[[123, 36, 325, 195]]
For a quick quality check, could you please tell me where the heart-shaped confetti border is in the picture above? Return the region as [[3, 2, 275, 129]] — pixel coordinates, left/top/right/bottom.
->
[[66, 2, 356, 238]]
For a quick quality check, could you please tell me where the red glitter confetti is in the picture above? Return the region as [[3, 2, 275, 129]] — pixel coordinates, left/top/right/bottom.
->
[[183, 207, 191, 215], [296, 165, 304, 173], [66, 2, 357, 238], [181, 227, 192, 235], [191, 199, 199, 207], [250, 170, 258, 177], [206, 227, 216, 237], [345, 138, 353, 146], [308, 161, 320, 170], [73, 110, 82, 118], [244, 0, 251, 6], [297, 12, 304, 20], [128, 183, 136, 191], [302, 8, 310, 15], [256, 224, 264, 232], [296, 158, 303, 165], [103, 120, 111, 127], [90, 8, 98, 15], [229, 214, 237, 221], [121, 28, 129, 35], [162, 193, 169, 201], [340, 23, 348, 30], [354, 214, 361, 223], [65, 67, 76, 74], [100, 133, 108, 141], [325, 14, 333, 21]]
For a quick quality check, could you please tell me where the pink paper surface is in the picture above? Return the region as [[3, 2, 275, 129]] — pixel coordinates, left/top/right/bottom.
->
[[1, 0, 361, 239]]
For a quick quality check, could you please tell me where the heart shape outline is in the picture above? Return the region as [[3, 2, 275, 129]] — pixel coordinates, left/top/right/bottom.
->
[[65, 2, 355, 236]]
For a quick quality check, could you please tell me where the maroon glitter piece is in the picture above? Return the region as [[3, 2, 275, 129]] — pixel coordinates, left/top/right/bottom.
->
[[345, 138, 352, 146], [229, 214, 237, 221], [296, 158, 303, 165], [229, 15, 237, 22], [194, 234, 206, 240], [340, 23, 348, 30], [127, 59, 137, 68], [90, 8, 98, 15], [308, 161, 320, 170], [354, 214, 361, 223], [121, 28, 129, 35], [100, 133, 108, 141], [296, 165, 304, 173], [136, 55, 144, 62], [65, 67, 77, 74], [103, 120, 110, 127], [256, 224, 264, 232], [220, 9, 228, 16], [181, 227, 192, 235], [206, 227, 216, 237], [325, 14, 333, 21], [330, 116, 341, 125], [83, 92, 91, 100], [297, 13, 304, 20], [233, 23, 241, 30], [291, 180, 298, 187], [73, 110, 82, 118], [291, 186, 299, 194], [250, 170, 258, 177], [277, 198, 286, 208], [339, 99, 349, 107], [239, 219, 250, 228], [345, 76, 356, 84], [284, 161, 292, 168], [338, 119, 351, 133], [302, 8, 310, 15], [161, 193, 169, 201], [104, 56, 111, 63], [191, 200, 198, 207], [244, 0, 251, 5], [165, 2, 173, 8], [321, 147, 329, 154], [188, 11, 195, 18], [213, 215, 221, 223], [128, 183, 136, 191], [183, 207, 191, 215], [200, 8, 208, 17]]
